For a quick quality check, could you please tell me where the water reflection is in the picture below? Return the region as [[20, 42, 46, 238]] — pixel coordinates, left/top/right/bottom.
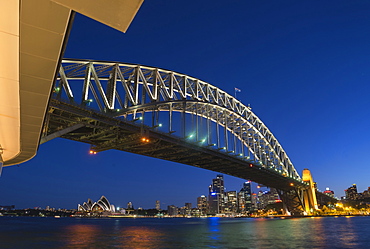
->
[[16, 216, 367, 248], [64, 224, 100, 247], [337, 217, 358, 247], [208, 217, 221, 242], [247, 216, 363, 248], [119, 226, 164, 248]]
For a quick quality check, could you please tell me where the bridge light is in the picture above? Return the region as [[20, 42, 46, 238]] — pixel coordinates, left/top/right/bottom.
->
[[89, 150, 97, 155], [249, 164, 253, 167], [290, 183, 294, 186], [133, 117, 143, 122], [54, 87, 60, 93], [141, 137, 150, 143], [159, 123, 162, 127]]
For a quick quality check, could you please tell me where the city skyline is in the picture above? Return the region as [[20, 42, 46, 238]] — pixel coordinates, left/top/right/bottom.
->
[[1, 0, 370, 209]]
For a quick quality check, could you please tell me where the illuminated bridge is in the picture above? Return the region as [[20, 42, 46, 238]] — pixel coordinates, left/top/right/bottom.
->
[[42, 59, 324, 215], [1, 0, 336, 216]]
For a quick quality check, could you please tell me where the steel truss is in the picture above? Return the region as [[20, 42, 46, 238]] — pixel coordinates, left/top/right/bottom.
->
[[44, 59, 317, 214], [55, 59, 300, 178]]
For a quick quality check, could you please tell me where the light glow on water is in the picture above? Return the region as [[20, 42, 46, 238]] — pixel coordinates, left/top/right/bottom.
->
[[0, 216, 369, 248]]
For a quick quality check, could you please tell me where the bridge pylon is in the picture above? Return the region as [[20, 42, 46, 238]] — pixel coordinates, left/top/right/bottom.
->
[[277, 169, 318, 216], [301, 168, 318, 214]]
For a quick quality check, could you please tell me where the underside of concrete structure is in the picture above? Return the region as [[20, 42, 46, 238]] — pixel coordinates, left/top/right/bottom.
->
[[0, 0, 143, 166]]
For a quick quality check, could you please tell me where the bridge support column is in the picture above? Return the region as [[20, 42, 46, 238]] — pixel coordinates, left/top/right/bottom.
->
[[302, 169, 318, 214]]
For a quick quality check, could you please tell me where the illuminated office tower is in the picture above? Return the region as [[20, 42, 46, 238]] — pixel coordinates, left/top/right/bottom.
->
[[237, 191, 245, 213], [185, 203, 192, 210], [167, 205, 178, 216], [345, 184, 358, 200], [127, 201, 133, 209], [197, 195, 208, 215], [155, 200, 160, 210], [208, 174, 225, 214], [240, 181, 252, 212], [226, 191, 237, 214]]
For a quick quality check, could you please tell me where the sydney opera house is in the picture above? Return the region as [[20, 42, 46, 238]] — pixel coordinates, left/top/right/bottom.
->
[[78, 196, 116, 214]]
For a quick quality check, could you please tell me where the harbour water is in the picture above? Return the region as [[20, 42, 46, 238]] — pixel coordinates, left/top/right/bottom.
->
[[1, 216, 369, 248]]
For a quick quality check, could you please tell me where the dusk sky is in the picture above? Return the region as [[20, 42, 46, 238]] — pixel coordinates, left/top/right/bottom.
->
[[2, 0, 370, 210]]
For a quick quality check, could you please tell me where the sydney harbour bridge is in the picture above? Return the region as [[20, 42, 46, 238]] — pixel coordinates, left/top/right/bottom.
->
[[1, 0, 335, 216], [42, 59, 330, 215]]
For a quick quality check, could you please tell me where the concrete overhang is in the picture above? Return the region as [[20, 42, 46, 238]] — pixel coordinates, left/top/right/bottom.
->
[[0, 0, 143, 166]]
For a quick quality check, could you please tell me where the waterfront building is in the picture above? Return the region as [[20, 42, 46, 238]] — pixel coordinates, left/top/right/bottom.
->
[[78, 196, 115, 213], [225, 191, 238, 214], [185, 203, 192, 210], [127, 201, 133, 209], [182, 203, 192, 216], [208, 191, 220, 214], [323, 187, 335, 198], [251, 193, 258, 210], [208, 174, 225, 214], [345, 184, 358, 200], [156, 200, 160, 210], [197, 195, 208, 215], [237, 191, 245, 213], [363, 187, 370, 198], [167, 205, 178, 216], [239, 181, 252, 213]]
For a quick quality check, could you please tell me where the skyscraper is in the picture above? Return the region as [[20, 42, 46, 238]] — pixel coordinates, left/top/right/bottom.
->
[[197, 195, 208, 215], [155, 200, 160, 210], [167, 205, 178, 216], [237, 191, 245, 213], [239, 181, 252, 213], [127, 201, 133, 209], [185, 203, 192, 210], [225, 191, 238, 214], [345, 184, 358, 200], [208, 174, 225, 214]]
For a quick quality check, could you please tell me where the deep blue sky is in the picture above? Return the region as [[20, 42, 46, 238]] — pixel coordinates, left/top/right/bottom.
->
[[2, 0, 370, 210]]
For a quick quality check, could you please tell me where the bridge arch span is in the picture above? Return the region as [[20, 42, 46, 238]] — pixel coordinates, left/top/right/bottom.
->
[[45, 59, 316, 215], [55, 59, 300, 180]]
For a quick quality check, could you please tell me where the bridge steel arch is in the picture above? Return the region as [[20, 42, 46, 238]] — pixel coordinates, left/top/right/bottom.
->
[[45, 59, 313, 215]]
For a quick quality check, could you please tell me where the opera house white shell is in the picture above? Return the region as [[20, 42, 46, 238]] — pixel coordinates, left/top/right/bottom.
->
[[78, 196, 115, 213]]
